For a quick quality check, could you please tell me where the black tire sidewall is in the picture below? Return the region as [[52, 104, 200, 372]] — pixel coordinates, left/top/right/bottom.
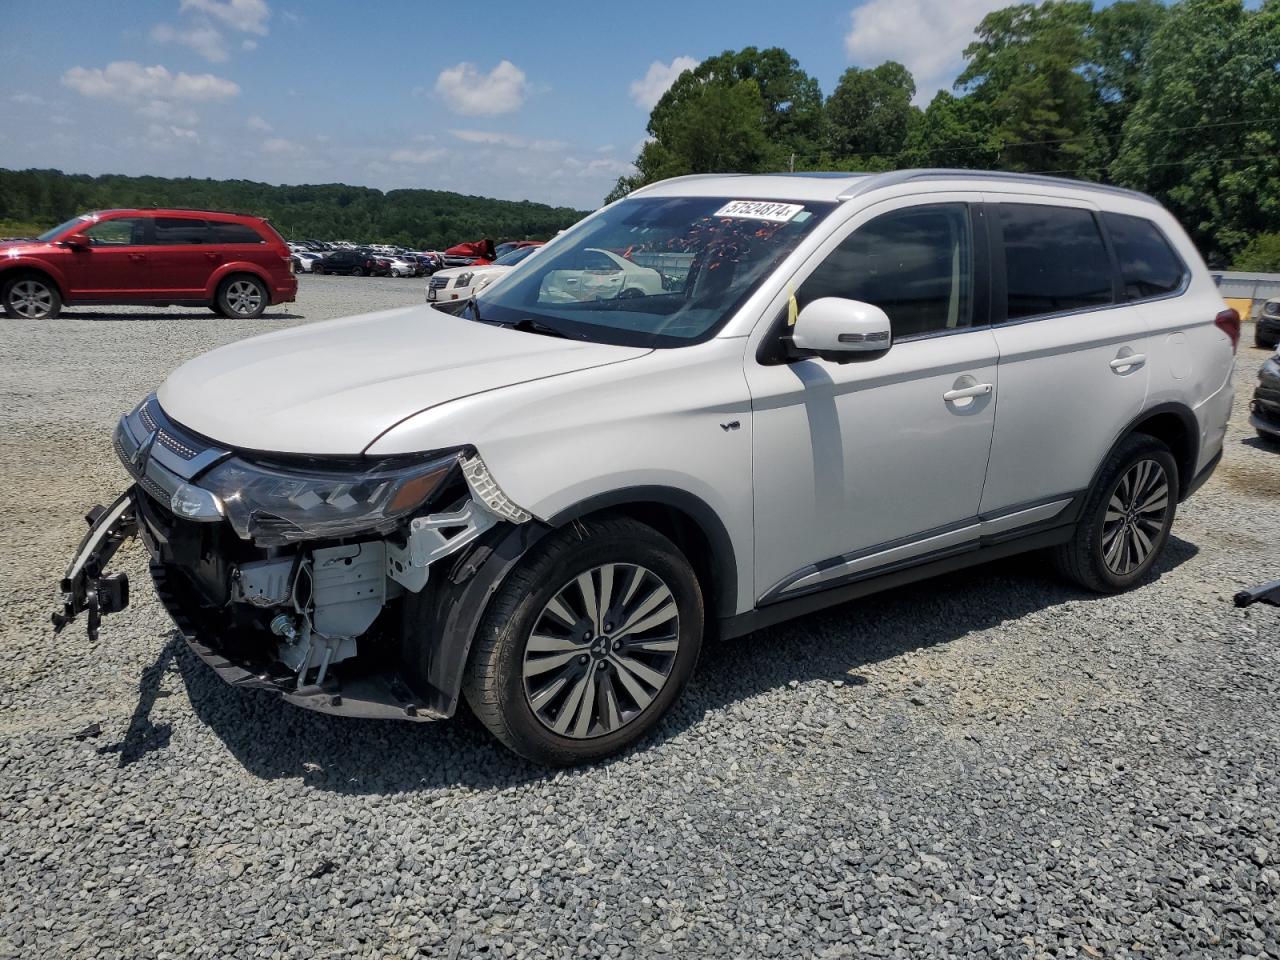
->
[[470, 521, 703, 765], [1084, 438, 1179, 590]]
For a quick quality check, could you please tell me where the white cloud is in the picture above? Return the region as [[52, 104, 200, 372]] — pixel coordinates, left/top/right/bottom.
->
[[262, 136, 303, 155], [434, 60, 527, 116], [10, 92, 44, 105], [179, 0, 270, 34], [246, 114, 273, 131], [449, 129, 567, 152], [844, 0, 1006, 101], [138, 99, 200, 125], [242, 38, 258, 51], [62, 62, 240, 102], [151, 22, 228, 62], [629, 56, 699, 110], [147, 123, 200, 144], [389, 147, 447, 164]]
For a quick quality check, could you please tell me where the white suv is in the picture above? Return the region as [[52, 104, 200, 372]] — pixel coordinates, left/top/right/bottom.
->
[[56, 170, 1239, 765]]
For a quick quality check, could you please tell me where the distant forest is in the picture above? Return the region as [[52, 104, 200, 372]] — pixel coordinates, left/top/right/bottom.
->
[[0, 168, 588, 248]]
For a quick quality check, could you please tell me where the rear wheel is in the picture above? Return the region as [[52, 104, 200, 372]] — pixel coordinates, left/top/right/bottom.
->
[[350, 267, 365, 277], [463, 516, 703, 766], [214, 275, 268, 319], [1052, 434, 1178, 593], [2, 273, 61, 319]]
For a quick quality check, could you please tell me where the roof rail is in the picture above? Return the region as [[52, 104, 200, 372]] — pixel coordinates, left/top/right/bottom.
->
[[627, 173, 745, 199], [840, 168, 1157, 204]]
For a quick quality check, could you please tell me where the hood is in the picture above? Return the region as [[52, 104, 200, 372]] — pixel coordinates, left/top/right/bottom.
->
[[157, 304, 650, 454], [434, 263, 509, 280]]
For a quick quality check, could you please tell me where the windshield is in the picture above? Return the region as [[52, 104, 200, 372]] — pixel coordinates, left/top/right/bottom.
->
[[473, 196, 835, 346], [37, 216, 88, 242], [494, 244, 539, 267]]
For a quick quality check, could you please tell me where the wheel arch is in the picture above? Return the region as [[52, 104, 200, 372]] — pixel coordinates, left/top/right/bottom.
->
[[1105, 402, 1200, 501], [206, 263, 271, 299], [0, 262, 65, 298]]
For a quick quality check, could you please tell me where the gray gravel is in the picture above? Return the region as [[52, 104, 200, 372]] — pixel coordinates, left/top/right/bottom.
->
[[1, 278, 1278, 958]]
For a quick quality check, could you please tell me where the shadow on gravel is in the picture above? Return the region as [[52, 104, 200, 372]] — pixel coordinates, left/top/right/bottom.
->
[[99, 638, 178, 767], [1241, 436, 1279, 453], [167, 535, 1199, 795], [60, 310, 305, 322]]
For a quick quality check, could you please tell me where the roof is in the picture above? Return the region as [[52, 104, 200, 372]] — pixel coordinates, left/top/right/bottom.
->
[[630, 169, 1157, 206], [85, 208, 265, 221]]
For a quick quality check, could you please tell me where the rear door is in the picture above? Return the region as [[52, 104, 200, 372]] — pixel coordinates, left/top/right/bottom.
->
[[148, 216, 216, 299], [979, 195, 1150, 516]]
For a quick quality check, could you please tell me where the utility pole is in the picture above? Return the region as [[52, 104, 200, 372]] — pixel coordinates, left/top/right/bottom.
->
[[789, 152, 795, 173]]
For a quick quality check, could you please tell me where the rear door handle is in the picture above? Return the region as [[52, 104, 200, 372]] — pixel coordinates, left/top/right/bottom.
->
[[943, 383, 993, 402], [205, 252, 222, 261], [1110, 353, 1146, 371], [127, 253, 147, 262]]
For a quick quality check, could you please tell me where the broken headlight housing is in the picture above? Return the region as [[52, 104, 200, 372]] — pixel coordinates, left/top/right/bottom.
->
[[200, 450, 464, 546]]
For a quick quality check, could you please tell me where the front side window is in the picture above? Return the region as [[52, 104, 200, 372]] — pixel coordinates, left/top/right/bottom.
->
[[83, 217, 147, 246], [797, 203, 975, 340], [1103, 212, 1187, 302], [153, 217, 210, 245], [1000, 204, 1113, 320], [473, 196, 835, 347]]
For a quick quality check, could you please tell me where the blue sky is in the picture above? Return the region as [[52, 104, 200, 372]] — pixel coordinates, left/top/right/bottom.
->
[[0, 0, 1016, 209]]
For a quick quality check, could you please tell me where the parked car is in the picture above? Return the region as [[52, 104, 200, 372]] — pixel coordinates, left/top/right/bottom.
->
[[314, 249, 380, 276], [1251, 348, 1280, 442], [427, 243, 541, 303], [1, 209, 296, 320], [494, 240, 543, 259], [291, 251, 323, 273], [55, 170, 1237, 766], [387, 256, 419, 278], [1256, 297, 1280, 350], [539, 247, 664, 303]]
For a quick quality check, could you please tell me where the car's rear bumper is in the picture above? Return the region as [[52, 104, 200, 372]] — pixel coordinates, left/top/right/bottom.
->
[[270, 276, 298, 304]]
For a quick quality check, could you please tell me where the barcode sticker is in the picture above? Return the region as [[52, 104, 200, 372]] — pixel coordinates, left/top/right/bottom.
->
[[713, 200, 806, 222]]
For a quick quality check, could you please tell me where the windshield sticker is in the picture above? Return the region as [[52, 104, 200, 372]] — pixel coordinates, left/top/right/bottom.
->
[[713, 200, 806, 223]]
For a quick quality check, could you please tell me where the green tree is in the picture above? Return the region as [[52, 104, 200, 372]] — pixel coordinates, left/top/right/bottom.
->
[[1233, 234, 1280, 272], [825, 61, 921, 162], [1112, 0, 1280, 263], [957, 1, 1100, 175], [903, 91, 1002, 169]]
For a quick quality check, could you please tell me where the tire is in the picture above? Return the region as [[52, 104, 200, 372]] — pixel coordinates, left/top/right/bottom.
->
[[617, 287, 644, 299], [214, 275, 268, 319], [463, 516, 704, 766], [1052, 433, 1179, 593], [315, 265, 326, 276], [1258, 429, 1280, 447], [2, 272, 62, 319], [1257, 335, 1278, 351], [350, 267, 365, 277]]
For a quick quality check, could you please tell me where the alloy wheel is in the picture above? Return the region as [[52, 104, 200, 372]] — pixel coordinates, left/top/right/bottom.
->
[[1101, 458, 1170, 576], [225, 280, 263, 316], [8, 279, 54, 318], [522, 563, 680, 740]]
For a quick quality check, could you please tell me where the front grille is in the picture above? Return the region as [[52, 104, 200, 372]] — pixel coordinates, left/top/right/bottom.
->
[[429, 277, 449, 290]]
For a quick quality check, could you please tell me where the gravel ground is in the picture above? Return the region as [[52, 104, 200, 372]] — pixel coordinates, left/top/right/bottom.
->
[[1, 278, 1278, 959]]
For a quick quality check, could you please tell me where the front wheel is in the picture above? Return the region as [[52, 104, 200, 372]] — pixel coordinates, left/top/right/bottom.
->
[[2, 273, 62, 319], [463, 516, 703, 766], [1052, 433, 1179, 593]]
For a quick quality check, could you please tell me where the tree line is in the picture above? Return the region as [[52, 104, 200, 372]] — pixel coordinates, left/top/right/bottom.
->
[[0, 169, 587, 250], [608, 0, 1280, 269]]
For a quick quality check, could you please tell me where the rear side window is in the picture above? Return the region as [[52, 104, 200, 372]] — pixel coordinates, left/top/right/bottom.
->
[[210, 222, 266, 244], [153, 217, 209, 245], [999, 204, 1113, 320], [799, 203, 975, 339], [1103, 212, 1186, 301]]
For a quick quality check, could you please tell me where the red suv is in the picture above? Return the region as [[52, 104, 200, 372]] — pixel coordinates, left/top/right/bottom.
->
[[0, 209, 297, 320]]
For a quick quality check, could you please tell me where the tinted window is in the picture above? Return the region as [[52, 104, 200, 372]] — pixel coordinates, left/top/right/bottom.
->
[[210, 222, 265, 244], [1103, 213, 1186, 301], [798, 203, 974, 339], [153, 217, 209, 245], [1000, 204, 1113, 320], [83, 217, 147, 246]]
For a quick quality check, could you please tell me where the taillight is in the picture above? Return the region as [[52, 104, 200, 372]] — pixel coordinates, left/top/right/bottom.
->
[[1214, 307, 1241, 352]]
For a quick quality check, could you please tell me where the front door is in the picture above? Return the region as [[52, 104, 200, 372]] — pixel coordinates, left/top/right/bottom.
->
[[746, 198, 999, 603], [62, 216, 152, 300]]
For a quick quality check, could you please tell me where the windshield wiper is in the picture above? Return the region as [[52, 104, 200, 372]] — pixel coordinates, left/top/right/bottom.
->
[[507, 317, 580, 340]]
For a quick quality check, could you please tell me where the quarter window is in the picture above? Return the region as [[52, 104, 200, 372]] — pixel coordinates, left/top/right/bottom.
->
[[999, 204, 1113, 320], [83, 217, 146, 246], [1103, 212, 1187, 301], [210, 222, 265, 244], [798, 204, 975, 339], [153, 217, 209, 245]]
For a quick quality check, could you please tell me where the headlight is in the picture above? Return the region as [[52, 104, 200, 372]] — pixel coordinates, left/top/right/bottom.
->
[[200, 450, 464, 546], [455, 272, 474, 287], [472, 273, 498, 292]]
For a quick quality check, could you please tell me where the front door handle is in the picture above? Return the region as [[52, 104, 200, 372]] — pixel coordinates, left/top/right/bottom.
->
[[127, 253, 147, 262], [1110, 353, 1147, 371], [205, 252, 222, 261], [943, 382, 993, 402]]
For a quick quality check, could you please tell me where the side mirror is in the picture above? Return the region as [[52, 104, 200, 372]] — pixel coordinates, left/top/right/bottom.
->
[[63, 234, 91, 250], [789, 297, 892, 362]]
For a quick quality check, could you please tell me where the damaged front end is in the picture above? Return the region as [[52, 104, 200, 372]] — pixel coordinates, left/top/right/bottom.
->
[[55, 394, 537, 721]]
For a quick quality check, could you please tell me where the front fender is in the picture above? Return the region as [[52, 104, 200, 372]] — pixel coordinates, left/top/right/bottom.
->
[[0, 255, 70, 293]]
